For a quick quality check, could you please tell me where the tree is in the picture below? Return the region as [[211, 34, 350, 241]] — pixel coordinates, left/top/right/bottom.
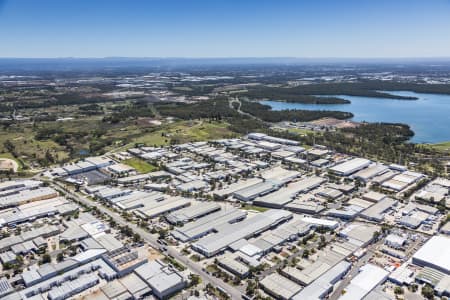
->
[[394, 286, 404, 295], [133, 233, 142, 243], [421, 284, 435, 299], [57, 252, 64, 262], [246, 280, 258, 296], [40, 254, 51, 265], [189, 274, 201, 287]]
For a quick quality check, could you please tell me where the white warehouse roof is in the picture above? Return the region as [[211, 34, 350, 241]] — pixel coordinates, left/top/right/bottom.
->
[[413, 236, 450, 274]]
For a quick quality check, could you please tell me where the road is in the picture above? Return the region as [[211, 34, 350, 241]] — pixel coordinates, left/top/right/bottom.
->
[[51, 181, 243, 300], [228, 97, 261, 121]]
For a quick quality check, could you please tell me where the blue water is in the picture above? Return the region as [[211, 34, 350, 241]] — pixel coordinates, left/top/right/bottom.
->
[[261, 91, 450, 143]]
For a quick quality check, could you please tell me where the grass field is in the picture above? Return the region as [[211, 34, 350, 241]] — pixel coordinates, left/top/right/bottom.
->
[[427, 141, 450, 152], [0, 116, 239, 169], [123, 157, 159, 173], [127, 120, 237, 148], [241, 204, 269, 212]]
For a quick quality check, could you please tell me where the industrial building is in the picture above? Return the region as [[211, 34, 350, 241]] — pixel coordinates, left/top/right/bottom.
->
[[413, 236, 450, 274], [232, 181, 279, 202], [353, 164, 389, 182], [291, 260, 351, 300], [165, 202, 220, 224], [360, 197, 397, 222], [134, 260, 186, 299], [0, 197, 77, 227], [259, 273, 302, 300], [171, 207, 247, 242], [339, 264, 389, 300], [329, 158, 371, 176], [192, 209, 292, 257], [253, 176, 325, 208], [0, 186, 58, 208]]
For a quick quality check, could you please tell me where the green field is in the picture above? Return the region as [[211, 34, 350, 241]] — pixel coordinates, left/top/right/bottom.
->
[[0, 114, 238, 169], [241, 204, 269, 212], [123, 158, 159, 173], [427, 141, 450, 152]]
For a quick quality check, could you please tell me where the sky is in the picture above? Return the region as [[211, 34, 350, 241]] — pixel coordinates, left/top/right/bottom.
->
[[0, 0, 450, 58]]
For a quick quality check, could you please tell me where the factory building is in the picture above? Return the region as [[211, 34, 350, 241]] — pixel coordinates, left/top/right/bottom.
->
[[412, 236, 450, 275], [192, 209, 292, 257], [329, 158, 371, 176], [134, 260, 186, 300]]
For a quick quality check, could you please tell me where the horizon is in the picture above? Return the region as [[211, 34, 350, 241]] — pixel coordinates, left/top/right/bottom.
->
[[1, 0, 450, 58]]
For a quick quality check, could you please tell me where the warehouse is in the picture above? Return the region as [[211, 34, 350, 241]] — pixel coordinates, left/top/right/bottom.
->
[[252, 177, 323, 208], [217, 255, 250, 278], [21, 257, 114, 294], [176, 180, 208, 192], [213, 177, 263, 199], [0, 225, 59, 252], [0, 186, 58, 208], [113, 191, 164, 210], [171, 207, 247, 242], [317, 187, 343, 200], [0, 251, 17, 264], [117, 173, 151, 185], [0, 197, 77, 227], [284, 156, 307, 166], [134, 260, 186, 300], [291, 260, 351, 300], [307, 148, 329, 158], [339, 223, 379, 248], [95, 187, 132, 200], [101, 280, 132, 300], [259, 273, 302, 300], [0, 180, 42, 196], [286, 200, 326, 214], [385, 234, 406, 249], [47, 273, 100, 300], [300, 216, 339, 230], [232, 181, 279, 202], [329, 158, 371, 176], [192, 209, 292, 257], [247, 133, 299, 146], [310, 158, 330, 167], [253, 188, 296, 208], [232, 219, 311, 256], [362, 191, 387, 203], [260, 166, 301, 185], [360, 198, 397, 222], [271, 150, 296, 159], [326, 206, 362, 220], [166, 202, 220, 224], [339, 264, 389, 300], [382, 171, 425, 191], [282, 249, 346, 285], [107, 163, 135, 175], [257, 141, 281, 151], [84, 156, 114, 169], [119, 273, 152, 299], [353, 164, 389, 182], [412, 236, 450, 274], [134, 196, 190, 219]]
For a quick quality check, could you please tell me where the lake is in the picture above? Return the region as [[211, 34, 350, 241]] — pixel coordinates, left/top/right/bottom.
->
[[260, 91, 450, 143]]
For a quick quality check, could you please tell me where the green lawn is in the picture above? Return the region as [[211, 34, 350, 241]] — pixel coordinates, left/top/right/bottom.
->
[[123, 158, 159, 173], [241, 204, 269, 212]]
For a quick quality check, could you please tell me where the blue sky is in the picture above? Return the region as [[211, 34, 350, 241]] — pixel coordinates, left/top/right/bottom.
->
[[0, 0, 449, 58]]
